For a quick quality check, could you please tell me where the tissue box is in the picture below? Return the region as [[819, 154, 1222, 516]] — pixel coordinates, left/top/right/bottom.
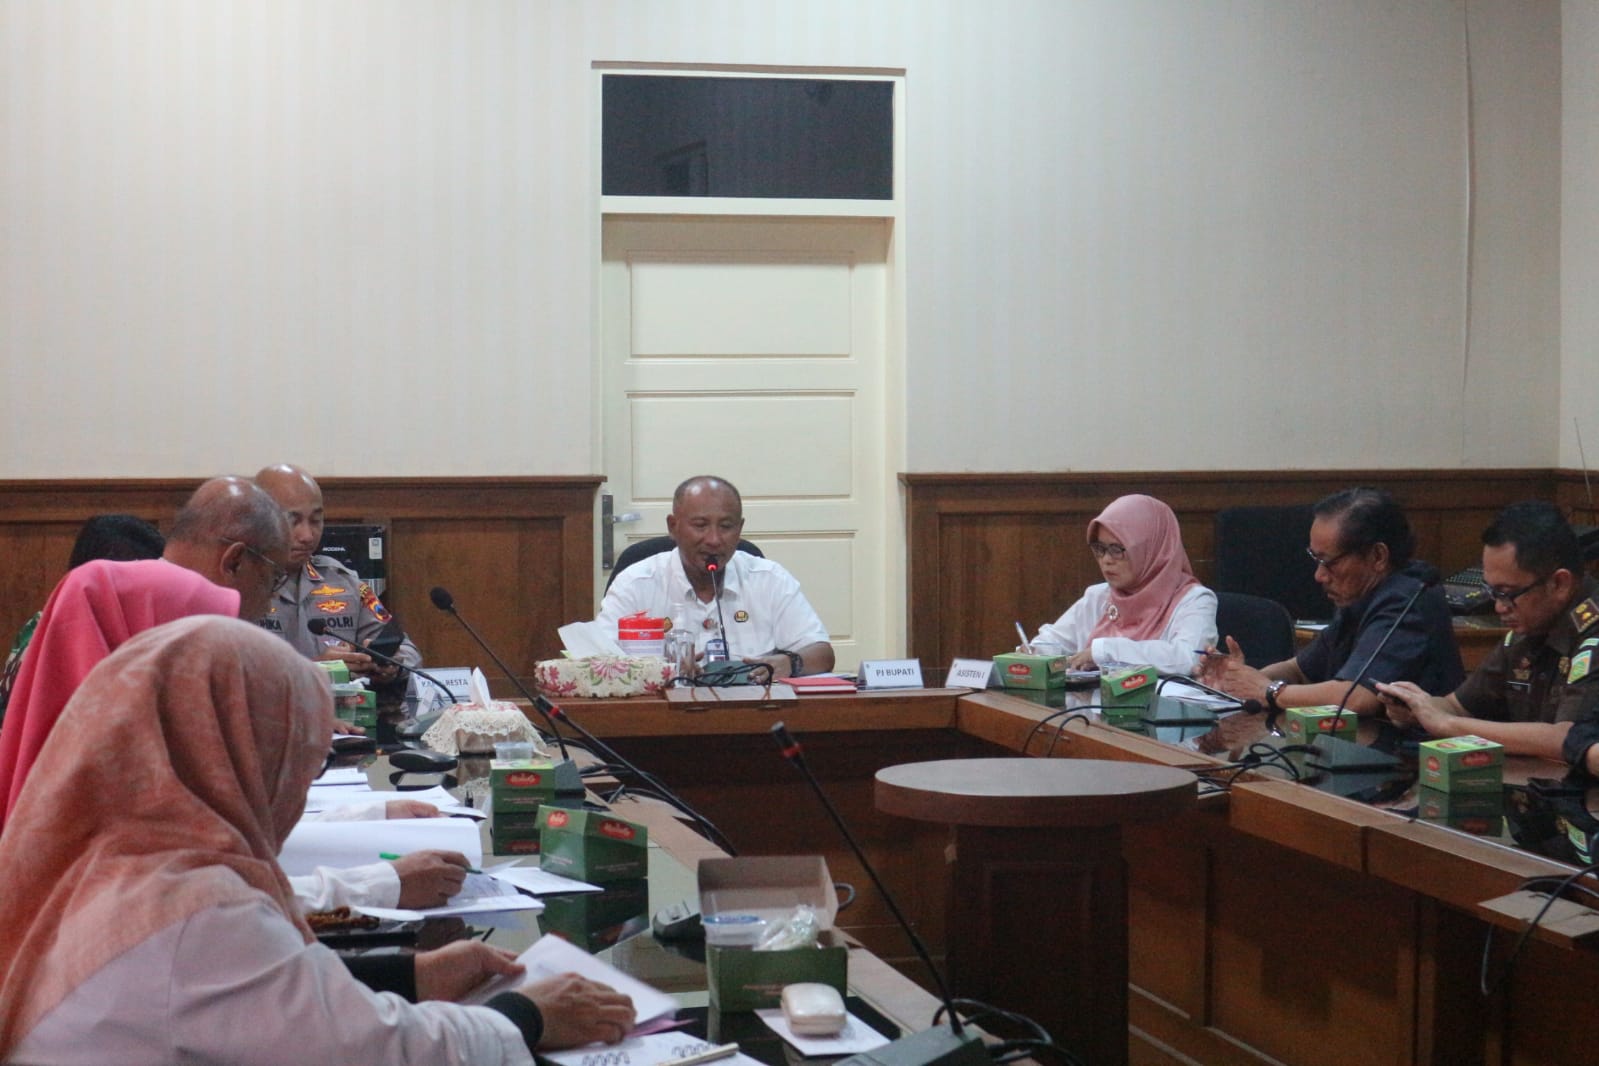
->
[[1099, 666, 1158, 718], [490, 820, 544, 856], [533, 655, 674, 698], [992, 652, 1067, 690], [700, 855, 848, 1012], [1419, 736, 1504, 793], [537, 807, 648, 883], [1283, 705, 1357, 746]]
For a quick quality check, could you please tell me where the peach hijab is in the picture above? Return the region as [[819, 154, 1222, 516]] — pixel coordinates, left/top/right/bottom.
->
[[0, 616, 333, 1055], [0, 558, 240, 826], [1086, 495, 1199, 642]]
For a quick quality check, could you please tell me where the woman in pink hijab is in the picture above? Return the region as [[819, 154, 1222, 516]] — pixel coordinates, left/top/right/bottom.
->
[[1029, 494, 1217, 676], [0, 557, 239, 826], [0, 617, 635, 1064]]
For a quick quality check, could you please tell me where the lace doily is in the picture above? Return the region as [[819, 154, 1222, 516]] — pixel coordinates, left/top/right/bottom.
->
[[420, 700, 547, 756]]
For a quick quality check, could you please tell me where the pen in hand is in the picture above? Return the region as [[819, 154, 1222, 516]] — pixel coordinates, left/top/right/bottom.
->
[[1014, 621, 1032, 653], [379, 851, 482, 875]]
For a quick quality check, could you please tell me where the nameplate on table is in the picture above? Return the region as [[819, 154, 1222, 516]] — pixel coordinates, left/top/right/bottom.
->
[[860, 659, 924, 689], [411, 667, 473, 706], [947, 658, 997, 689]]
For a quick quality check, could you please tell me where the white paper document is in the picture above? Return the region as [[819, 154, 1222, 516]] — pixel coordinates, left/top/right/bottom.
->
[[488, 864, 603, 896], [545, 1033, 763, 1066], [355, 893, 544, 922], [755, 1009, 892, 1056], [302, 784, 462, 815], [313, 766, 369, 787], [464, 934, 678, 1024], [278, 818, 482, 876]]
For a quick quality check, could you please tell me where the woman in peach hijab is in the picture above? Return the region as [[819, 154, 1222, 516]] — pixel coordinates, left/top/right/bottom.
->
[[1029, 494, 1217, 676], [0, 616, 634, 1065], [0, 557, 239, 826]]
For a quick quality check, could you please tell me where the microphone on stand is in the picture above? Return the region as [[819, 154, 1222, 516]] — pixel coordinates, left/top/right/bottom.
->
[[706, 558, 730, 663], [426, 585, 568, 760], [771, 721, 1058, 1066], [306, 619, 461, 704]]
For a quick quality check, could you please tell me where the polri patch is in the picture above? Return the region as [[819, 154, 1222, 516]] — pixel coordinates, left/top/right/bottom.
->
[[734, 610, 749, 623], [317, 599, 348, 613], [310, 584, 346, 596]]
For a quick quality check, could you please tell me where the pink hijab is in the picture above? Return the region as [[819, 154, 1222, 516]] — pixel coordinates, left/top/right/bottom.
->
[[0, 616, 332, 1054], [0, 558, 239, 826], [1087, 495, 1199, 642]]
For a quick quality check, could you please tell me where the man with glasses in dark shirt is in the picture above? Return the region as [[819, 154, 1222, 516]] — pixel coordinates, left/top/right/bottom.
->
[[1381, 501, 1599, 761], [1201, 487, 1464, 715]]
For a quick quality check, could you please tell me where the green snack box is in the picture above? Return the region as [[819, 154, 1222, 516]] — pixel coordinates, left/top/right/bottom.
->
[[1099, 666, 1158, 715], [1419, 736, 1504, 793], [992, 652, 1067, 690], [1416, 786, 1504, 835], [316, 660, 351, 684], [490, 759, 584, 811], [700, 855, 847, 1012], [332, 682, 377, 729], [1282, 705, 1357, 746], [537, 806, 648, 883], [538, 878, 650, 952]]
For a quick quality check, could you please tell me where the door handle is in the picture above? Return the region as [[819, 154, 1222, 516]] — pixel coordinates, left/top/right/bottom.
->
[[600, 495, 642, 570]]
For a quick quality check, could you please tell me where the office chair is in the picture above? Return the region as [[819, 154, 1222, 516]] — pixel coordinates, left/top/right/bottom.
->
[[605, 535, 765, 592], [1212, 505, 1334, 621], [1213, 592, 1297, 668]]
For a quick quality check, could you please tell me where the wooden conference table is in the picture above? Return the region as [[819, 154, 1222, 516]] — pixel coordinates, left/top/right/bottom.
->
[[522, 684, 1599, 1066]]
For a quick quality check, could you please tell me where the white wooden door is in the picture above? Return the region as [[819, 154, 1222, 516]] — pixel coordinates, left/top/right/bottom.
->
[[599, 217, 891, 671]]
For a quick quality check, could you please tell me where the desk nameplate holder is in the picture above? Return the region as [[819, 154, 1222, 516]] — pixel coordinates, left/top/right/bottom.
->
[[860, 659, 924, 689]]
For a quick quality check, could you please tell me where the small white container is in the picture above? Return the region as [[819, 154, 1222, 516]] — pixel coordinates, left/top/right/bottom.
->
[[702, 912, 767, 947]]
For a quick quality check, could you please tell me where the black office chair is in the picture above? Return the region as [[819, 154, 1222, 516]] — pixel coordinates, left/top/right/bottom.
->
[[1213, 591, 1297, 668], [1212, 505, 1333, 621], [605, 535, 764, 592]]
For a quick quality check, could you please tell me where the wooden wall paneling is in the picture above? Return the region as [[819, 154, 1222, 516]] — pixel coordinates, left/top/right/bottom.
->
[[902, 470, 1559, 667], [0, 477, 600, 684]]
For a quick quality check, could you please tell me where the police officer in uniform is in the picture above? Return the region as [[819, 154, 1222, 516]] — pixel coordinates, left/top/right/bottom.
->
[[253, 464, 421, 682], [1380, 501, 1599, 761]]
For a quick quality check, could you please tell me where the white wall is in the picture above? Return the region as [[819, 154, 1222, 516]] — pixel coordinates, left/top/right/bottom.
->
[[0, 1, 1565, 478], [1564, 0, 1599, 474]]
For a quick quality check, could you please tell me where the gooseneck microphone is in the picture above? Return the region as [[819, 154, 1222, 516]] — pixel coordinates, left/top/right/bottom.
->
[[706, 558, 730, 663], [536, 694, 738, 856], [770, 722, 964, 1033], [426, 586, 567, 759], [306, 619, 461, 704], [771, 722, 1059, 1066]]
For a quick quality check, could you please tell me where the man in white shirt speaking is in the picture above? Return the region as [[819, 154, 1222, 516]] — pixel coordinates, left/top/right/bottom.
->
[[598, 475, 834, 679]]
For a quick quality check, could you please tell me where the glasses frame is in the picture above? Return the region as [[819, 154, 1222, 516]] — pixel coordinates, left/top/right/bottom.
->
[[1088, 541, 1128, 561], [219, 537, 291, 591], [1481, 574, 1550, 606], [1305, 546, 1352, 571]]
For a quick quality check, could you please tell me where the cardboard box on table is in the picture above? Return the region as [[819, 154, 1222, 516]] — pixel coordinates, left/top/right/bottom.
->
[[699, 855, 847, 1012]]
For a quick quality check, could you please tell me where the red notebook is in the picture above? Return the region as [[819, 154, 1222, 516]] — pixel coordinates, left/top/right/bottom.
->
[[780, 675, 858, 694]]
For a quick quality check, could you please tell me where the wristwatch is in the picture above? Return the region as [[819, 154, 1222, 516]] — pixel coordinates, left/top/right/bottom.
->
[[774, 649, 804, 677], [1265, 680, 1287, 710]]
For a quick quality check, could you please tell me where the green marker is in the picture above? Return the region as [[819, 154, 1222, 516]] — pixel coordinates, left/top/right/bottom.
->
[[379, 851, 481, 874]]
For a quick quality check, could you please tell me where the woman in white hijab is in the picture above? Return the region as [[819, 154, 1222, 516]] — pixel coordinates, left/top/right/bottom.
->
[[0, 616, 634, 1065]]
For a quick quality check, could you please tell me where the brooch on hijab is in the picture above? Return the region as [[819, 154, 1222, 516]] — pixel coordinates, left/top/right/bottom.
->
[[1105, 605, 1119, 621]]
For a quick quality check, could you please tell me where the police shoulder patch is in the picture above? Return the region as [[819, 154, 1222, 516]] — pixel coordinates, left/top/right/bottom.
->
[[1570, 648, 1594, 685], [359, 582, 393, 624]]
